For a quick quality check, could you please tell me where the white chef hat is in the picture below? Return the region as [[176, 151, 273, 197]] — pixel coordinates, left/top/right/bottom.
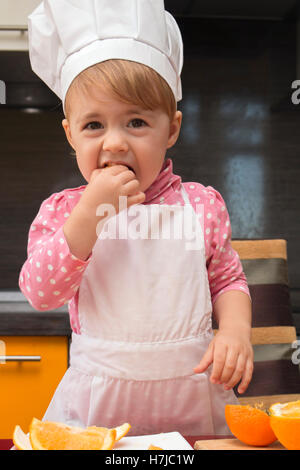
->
[[28, 0, 183, 110]]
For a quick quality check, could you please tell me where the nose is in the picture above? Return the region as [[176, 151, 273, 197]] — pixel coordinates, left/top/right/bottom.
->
[[102, 128, 129, 154]]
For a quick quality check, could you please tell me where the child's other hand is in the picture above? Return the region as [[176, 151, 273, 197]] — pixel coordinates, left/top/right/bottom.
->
[[80, 164, 145, 214], [193, 330, 253, 394]]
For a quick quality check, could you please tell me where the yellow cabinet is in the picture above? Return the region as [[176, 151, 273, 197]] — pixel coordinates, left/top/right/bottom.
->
[[0, 336, 68, 438]]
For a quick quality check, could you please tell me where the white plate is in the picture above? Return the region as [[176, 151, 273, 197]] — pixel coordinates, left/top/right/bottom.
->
[[114, 432, 193, 450]]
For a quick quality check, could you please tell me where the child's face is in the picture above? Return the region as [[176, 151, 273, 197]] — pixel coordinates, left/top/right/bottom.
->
[[62, 86, 182, 192]]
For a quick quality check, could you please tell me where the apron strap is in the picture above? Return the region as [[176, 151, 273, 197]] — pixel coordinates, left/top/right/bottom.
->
[[180, 184, 191, 205]]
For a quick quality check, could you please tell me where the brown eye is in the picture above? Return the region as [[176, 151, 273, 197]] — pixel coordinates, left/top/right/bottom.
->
[[128, 118, 147, 128], [85, 121, 102, 130]]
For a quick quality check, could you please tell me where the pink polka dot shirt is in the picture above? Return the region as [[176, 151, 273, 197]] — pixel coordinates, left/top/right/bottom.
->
[[19, 158, 250, 333]]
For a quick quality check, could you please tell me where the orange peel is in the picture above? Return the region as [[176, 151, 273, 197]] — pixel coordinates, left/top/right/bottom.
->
[[225, 404, 277, 447]]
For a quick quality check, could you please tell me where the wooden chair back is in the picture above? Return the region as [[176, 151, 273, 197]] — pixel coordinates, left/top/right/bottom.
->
[[221, 239, 299, 408]]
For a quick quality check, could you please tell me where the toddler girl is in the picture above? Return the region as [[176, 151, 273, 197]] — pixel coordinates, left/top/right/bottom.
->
[[19, 0, 253, 436]]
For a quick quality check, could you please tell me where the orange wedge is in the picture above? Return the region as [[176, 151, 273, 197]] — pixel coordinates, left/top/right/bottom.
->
[[87, 422, 131, 441], [13, 425, 32, 450], [114, 423, 131, 441], [269, 400, 300, 450], [29, 418, 116, 450], [148, 444, 163, 450]]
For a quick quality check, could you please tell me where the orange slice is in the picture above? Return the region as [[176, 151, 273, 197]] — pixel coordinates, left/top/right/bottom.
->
[[114, 423, 131, 441], [87, 422, 131, 441], [225, 404, 277, 447], [269, 400, 300, 450], [29, 418, 116, 450], [13, 425, 32, 450]]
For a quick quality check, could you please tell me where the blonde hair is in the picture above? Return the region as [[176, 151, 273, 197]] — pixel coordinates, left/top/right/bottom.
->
[[65, 59, 177, 121]]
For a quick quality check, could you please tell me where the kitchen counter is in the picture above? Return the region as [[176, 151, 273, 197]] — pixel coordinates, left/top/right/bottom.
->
[[0, 291, 71, 336], [1, 290, 299, 338]]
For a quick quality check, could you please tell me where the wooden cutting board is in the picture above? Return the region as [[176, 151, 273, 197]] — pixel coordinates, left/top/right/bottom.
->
[[194, 438, 286, 450]]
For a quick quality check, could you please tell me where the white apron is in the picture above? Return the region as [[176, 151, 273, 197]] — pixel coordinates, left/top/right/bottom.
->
[[43, 185, 238, 435]]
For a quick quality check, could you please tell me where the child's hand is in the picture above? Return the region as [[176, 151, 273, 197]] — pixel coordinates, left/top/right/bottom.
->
[[193, 329, 253, 394], [63, 164, 145, 261], [80, 164, 145, 214]]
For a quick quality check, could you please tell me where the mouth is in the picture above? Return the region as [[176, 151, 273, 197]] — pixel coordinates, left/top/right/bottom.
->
[[102, 162, 135, 173]]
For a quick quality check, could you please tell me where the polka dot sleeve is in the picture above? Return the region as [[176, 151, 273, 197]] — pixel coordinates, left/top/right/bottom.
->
[[19, 189, 91, 312], [183, 183, 250, 304]]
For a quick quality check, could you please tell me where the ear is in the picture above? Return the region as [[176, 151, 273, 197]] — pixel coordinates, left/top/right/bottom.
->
[[62, 119, 75, 150], [167, 110, 182, 149]]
